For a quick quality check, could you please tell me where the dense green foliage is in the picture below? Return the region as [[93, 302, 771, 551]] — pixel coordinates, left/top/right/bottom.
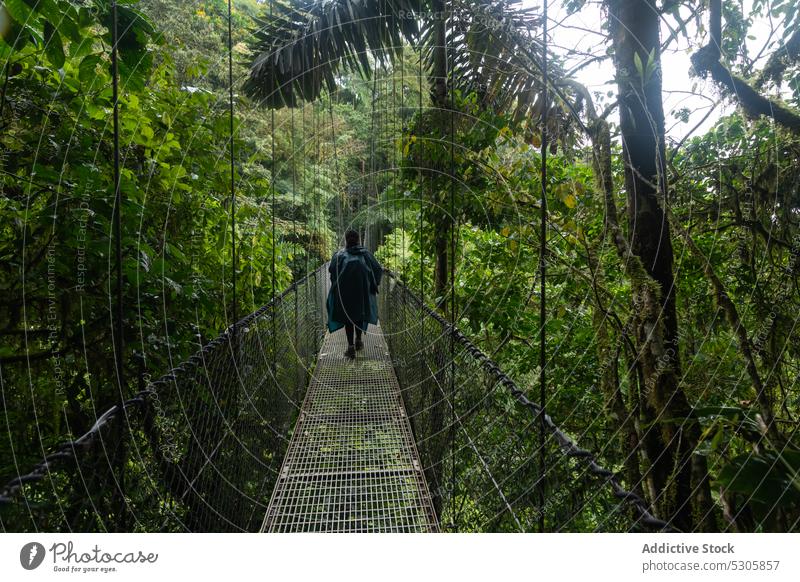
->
[[1, 0, 315, 474], [2, 0, 800, 531]]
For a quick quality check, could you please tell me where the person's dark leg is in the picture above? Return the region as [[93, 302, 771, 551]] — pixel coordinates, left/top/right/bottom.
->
[[344, 322, 355, 358], [355, 325, 363, 350]]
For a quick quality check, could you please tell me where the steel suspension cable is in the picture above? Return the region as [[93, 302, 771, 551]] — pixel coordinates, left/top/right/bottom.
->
[[328, 98, 342, 240], [383, 60, 390, 253], [381, 60, 389, 251], [538, 0, 549, 533], [110, 0, 124, 395], [303, 103, 308, 276], [270, 0, 277, 310], [227, 0, 237, 327], [269, 0, 278, 381], [110, 0, 127, 531], [392, 59, 397, 258], [418, 45, 424, 302], [313, 101, 320, 354], [446, 0, 457, 529], [400, 45, 406, 271], [368, 67, 379, 248], [292, 101, 298, 347], [315, 98, 321, 269]]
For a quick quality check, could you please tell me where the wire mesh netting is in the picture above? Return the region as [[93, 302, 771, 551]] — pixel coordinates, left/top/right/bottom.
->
[[0, 269, 327, 532], [1, 265, 665, 532], [378, 272, 667, 532]]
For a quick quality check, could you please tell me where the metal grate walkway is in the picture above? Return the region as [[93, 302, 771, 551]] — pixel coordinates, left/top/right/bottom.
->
[[261, 324, 439, 532]]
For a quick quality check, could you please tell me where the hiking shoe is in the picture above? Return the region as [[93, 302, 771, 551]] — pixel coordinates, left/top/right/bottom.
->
[[345, 345, 356, 359], [355, 338, 364, 351]]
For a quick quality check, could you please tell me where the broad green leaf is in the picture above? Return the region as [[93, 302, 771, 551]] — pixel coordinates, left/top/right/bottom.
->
[[78, 54, 101, 84], [633, 51, 643, 80], [43, 21, 65, 68], [4, 0, 33, 23]]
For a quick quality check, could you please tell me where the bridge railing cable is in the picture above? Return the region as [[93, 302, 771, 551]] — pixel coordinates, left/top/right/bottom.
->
[[0, 268, 327, 532], [379, 271, 675, 532]]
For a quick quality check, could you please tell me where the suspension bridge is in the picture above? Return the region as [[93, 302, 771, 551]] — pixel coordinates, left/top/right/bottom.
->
[[0, 267, 669, 532]]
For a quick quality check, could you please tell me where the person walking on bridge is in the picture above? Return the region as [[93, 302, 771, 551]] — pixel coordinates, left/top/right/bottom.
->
[[327, 230, 383, 359]]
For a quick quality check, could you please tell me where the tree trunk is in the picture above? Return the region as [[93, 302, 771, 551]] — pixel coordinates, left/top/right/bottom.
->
[[609, 0, 715, 531]]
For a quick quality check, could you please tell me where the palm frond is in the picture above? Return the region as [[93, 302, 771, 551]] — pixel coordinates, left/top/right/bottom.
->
[[244, 0, 427, 107], [449, 1, 563, 112], [244, 0, 571, 146]]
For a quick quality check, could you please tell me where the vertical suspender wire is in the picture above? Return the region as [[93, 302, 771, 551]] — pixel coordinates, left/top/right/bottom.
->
[[317, 110, 322, 307], [368, 70, 378, 250], [446, 0, 457, 530], [329, 99, 342, 241], [301, 102, 311, 341], [111, 1, 124, 402], [418, 44, 424, 304], [313, 103, 319, 345], [394, 52, 399, 270], [292, 102, 298, 365], [385, 62, 390, 255], [389, 64, 393, 257], [227, 0, 237, 328], [303, 104, 308, 277], [385, 64, 390, 253], [399, 46, 408, 371], [400, 45, 405, 276], [380, 26, 387, 251], [328, 98, 344, 242], [225, 4, 239, 525], [538, 0, 549, 534], [377, 66, 384, 250], [386, 63, 390, 259], [315, 99, 322, 341], [318, 101, 323, 333], [389, 52, 393, 251], [269, 0, 275, 295], [269, 0, 277, 383], [110, 0, 126, 531]]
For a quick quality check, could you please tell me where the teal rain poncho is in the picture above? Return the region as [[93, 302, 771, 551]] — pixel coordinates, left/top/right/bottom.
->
[[326, 245, 383, 333]]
